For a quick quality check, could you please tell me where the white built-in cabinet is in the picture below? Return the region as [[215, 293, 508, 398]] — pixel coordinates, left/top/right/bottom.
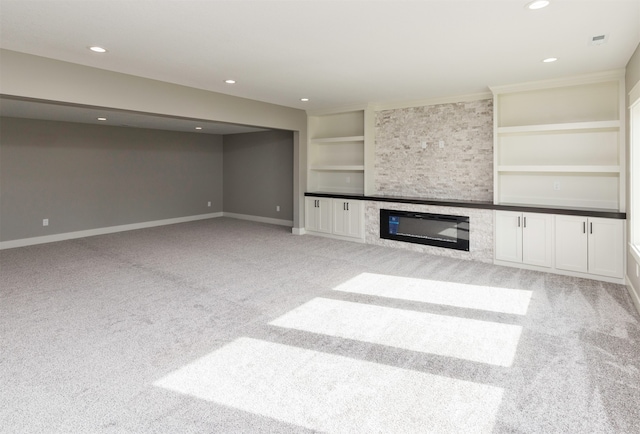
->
[[495, 211, 553, 268], [555, 216, 624, 278], [307, 107, 374, 195], [495, 210, 624, 282], [304, 197, 364, 241], [490, 71, 625, 211]]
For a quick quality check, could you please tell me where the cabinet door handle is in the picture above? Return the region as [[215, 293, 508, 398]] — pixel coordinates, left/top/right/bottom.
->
[[343, 202, 346, 211], [517, 216, 521, 227], [315, 200, 319, 208], [590, 222, 593, 234], [523, 216, 527, 228], [346, 202, 349, 211], [583, 222, 586, 234]]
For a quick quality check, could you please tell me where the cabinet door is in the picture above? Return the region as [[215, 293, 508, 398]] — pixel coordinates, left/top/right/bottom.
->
[[305, 198, 318, 230], [332, 199, 362, 238], [555, 215, 588, 273], [316, 198, 332, 233], [332, 200, 346, 235], [522, 213, 552, 268], [345, 200, 363, 238], [588, 218, 624, 278], [495, 211, 523, 263], [305, 198, 332, 234]]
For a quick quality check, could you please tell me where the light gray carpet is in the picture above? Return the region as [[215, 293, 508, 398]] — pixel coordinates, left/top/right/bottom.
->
[[1, 217, 639, 433]]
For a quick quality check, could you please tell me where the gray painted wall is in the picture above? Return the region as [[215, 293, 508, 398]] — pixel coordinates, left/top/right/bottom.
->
[[0, 49, 307, 229], [0, 117, 223, 241], [223, 130, 293, 221]]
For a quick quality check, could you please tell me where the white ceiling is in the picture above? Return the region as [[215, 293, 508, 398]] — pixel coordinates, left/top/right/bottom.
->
[[1, 0, 639, 119]]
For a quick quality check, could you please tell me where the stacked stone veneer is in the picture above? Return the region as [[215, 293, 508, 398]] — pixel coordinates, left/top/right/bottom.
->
[[365, 201, 494, 263], [375, 99, 493, 201]]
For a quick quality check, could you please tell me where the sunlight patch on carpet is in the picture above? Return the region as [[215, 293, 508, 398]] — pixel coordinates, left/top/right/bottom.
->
[[154, 337, 503, 433], [333, 272, 532, 315], [270, 298, 522, 367]]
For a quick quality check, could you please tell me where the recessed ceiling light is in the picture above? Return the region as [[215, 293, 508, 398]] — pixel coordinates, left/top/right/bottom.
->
[[542, 57, 558, 63], [195, 127, 203, 130], [97, 117, 107, 121], [224, 79, 236, 84], [300, 98, 310, 102], [89, 46, 107, 53], [526, 0, 550, 10]]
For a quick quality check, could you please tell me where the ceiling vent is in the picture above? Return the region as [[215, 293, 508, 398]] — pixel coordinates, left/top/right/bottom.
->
[[590, 34, 608, 46]]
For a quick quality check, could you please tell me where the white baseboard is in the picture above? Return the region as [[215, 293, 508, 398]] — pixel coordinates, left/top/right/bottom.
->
[[494, 259, 626, 285], [0, 212, 295, 250], [304, 229, 365, 244], [0, 212, 223, 250], [626, 277, 640, 317], [222, 212, 293, 227]]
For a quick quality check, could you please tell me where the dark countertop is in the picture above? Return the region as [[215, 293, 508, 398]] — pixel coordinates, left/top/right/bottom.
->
[[304, 192, 626, 219]]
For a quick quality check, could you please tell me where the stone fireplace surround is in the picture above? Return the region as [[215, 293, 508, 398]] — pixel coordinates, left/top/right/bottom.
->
[[366, 200, 492, 263]]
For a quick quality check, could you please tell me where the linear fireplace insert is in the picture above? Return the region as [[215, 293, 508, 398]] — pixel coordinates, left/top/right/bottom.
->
[[380, 209, 469, 251]]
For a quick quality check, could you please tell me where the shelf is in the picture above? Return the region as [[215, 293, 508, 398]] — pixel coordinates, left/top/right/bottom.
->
[[307, 107, 373, 196], [311, 135, 365, 143], [492, 73, 624, 212], [310, 165, 365, 171], [493, 77, 621, 128], [497, 165, 621, 173], [497, 120, 620, 134]]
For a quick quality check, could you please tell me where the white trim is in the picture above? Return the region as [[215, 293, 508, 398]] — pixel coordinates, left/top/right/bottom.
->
[[489, 69, 625, 94], [629, 96, 640, 257], [629, 80, 640, 107], [222, 212, 293, 227], [304, 229, 365, 243], [493, 259, 626, 285], [626, 276, 640, 317], [372, 91, 492, 111], [630, 243, 640, 266], [306, 104, 369, 117], [292, 227, 306, 235], [0, 212, 223, 250]]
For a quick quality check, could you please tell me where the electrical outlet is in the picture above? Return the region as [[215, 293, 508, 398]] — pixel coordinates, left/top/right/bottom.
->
[[421, 141, 427, 149], [346, 176, 351, 184], [276, 205, 280, 212], [553, 181, 561, 191], [438, 140, 445, 149], [43, 219, 49, 226], [207, 201, 211, 207]]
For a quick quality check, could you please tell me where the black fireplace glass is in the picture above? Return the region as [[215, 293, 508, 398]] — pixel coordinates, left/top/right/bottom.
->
[[380, 209, 469, 251]]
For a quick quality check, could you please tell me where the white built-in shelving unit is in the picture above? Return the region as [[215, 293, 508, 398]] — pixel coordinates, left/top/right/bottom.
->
[[307, 106, 374, 195], [491, 71, 625, 211], [492, 70, 626, 283]]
